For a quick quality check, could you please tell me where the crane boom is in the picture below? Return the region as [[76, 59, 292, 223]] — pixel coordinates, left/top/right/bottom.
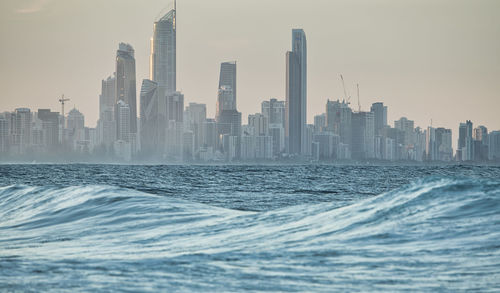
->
[[340, 74, 350, 103], [58, 94, 70, 118]]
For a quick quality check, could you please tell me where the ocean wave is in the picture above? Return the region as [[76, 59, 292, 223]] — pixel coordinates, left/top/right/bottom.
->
[[1, 177, 500, 291]]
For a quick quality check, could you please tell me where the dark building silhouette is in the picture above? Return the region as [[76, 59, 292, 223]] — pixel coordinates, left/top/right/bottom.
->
[[286, 29, 307, 155]]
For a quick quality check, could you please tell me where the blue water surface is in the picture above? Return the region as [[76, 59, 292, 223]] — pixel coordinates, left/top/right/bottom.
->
[[0, 164, 499, 292]]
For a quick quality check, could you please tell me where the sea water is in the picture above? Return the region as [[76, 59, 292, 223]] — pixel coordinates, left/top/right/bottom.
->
[[1, 164, 499, 292]]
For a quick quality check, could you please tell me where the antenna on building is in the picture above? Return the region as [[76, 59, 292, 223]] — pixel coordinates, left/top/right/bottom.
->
[[357, 83, 361, 112]]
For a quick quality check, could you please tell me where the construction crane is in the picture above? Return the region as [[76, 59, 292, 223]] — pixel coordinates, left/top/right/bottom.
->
[[356, 83, 361, 112], [340, 74, 351, 104], [58, 94, 70, 118]]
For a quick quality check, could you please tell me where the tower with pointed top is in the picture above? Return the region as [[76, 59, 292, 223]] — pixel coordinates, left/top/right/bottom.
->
[[141, 1, 178, 160], [150, 2, 176, 97]]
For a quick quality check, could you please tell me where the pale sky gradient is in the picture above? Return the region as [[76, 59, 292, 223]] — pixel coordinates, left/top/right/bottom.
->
[[1, 0, 499, 143]]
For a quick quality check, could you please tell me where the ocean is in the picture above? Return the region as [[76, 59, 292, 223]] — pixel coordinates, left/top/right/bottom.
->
[[1, 164, 499, 292]]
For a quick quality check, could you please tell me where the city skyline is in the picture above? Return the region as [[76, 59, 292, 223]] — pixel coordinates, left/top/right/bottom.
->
[[1, 0, 499, 143], [0, 1, 499, 163], [2, 2, 500, 292]]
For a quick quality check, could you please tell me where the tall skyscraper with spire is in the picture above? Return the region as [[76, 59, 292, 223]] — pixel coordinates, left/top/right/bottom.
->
[[286, 29, 307, 155], [150, 1, 176, 97], [141, 1, 177, 159]]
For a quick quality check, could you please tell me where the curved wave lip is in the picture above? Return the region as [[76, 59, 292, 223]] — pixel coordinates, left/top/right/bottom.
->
[[1, 177, 500, 291]]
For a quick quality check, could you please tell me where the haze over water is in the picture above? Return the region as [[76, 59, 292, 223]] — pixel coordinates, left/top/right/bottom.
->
[[1, 0, 499, 135]]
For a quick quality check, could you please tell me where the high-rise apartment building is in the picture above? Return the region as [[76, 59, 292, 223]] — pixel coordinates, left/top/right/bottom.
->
[[202, 118, 217, 151], [11, 108, 32, 154], [185, 103, 207, 153], [216, 86, 235, 119], [436, 127, 453, 161], [458, 120, 473, 161], [325, 99, 352, 146], [140, 79, 163, 155], [286, 29, 307, 155], [261, 98, 285, 126], [473, 125, 489, 161], [314, 114, 326, 133], [165, 91, 184, 161], [0, 114, 9, 154], [370, 102, 387, 135], [67, 108, 85, 151], [216, 62, 241, 158], [98, 75, 116, 146], [116, 43, 137, 135], [37, 109, 60, 150], [474, 126, 488, 144], [218, 61, 237, 110], [351, 111, 375, 160], [116, 100, 131, 142], [262, 99, 286, 156], [248, 113, 268, 136], [488, 131, 500, 161]]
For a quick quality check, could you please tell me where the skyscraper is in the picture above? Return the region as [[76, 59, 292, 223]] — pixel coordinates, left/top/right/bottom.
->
[[98, 75, 116, 146], [100, 75, 116, 120], [351, 111, 375, 160], [0, 114, 8, 154], [488, 131, 500, 161], [435, 127, 453, 161], [11, 108, 32, 154], [473, 125, 489, 161], [37, 109, 60, 150], [140, 79, 163, 155], [116, 100, 131, 142], [314, 114, 326, 133], [166, 92, 184, 123], [248, 113, 268, 136], [141, 2, 177, 160], [474, 126, 488, 144], [184, 103, 207, 153], [202, 118, 217, 151], [116, 43, 137, 135], [458, 120, 473, 161], [286, 29, 307, 155], [216, 86, 235, 119], [426, 126, 437, 161], [261, 98, 285, 127], [370, 102, 387, 135], [262, 99, 286, 156], [325, 99, 352, 146], [67, 108, 85, 151], [218, 61, 237, 111], [150, 4, 176, 96], [165, 91, 184, 161], [216, 61, 241, 158]]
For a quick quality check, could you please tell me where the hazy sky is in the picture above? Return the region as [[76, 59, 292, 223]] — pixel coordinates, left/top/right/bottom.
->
[[1, 0, 499, 142]]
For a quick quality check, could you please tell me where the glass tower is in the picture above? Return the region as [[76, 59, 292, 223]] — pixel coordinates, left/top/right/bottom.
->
[[150, 4, 176, 97], [116, 43, 137, 135], [286, 29, 307, 155]]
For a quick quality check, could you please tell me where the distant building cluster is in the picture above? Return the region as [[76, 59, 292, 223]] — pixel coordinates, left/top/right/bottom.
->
[[1, 5, 499, 163]]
